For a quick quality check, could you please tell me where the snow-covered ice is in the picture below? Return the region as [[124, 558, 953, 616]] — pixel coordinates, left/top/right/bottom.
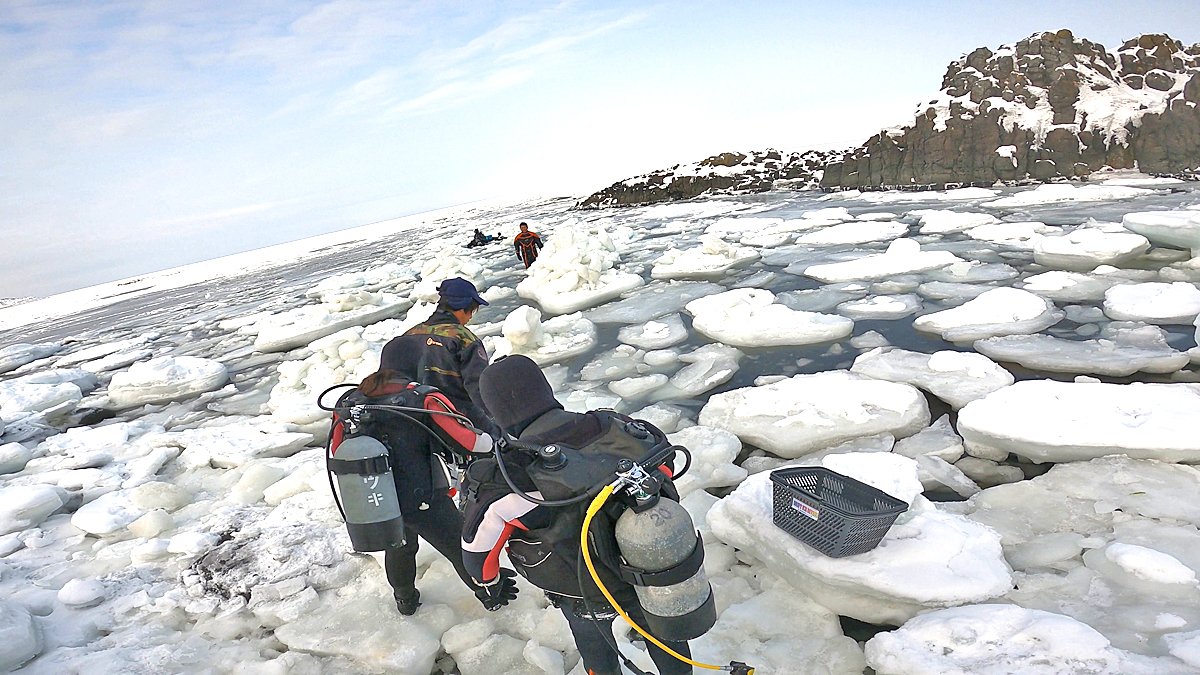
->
[[803, 239, 962, 282], [516, 223, 644, 314], [0, 343, 60, 375], [107, 356, 229, 408], [912, 210, 998, 234], [835, 294, 922, 320], [851, 347, 1013, 409], [974, 323, 1190, 376], [913, 287, 1063, 342], [1123, 210, 1200, 254], [699, 371, 929, 457], [616, 313, 689, 349], [685, 288, 853, 347], [486, 306, 597, 366], [1034, 228, 1151, 271], [651, 234, 761, 280], [957, 380, 1200, 463], [1104, 281, 1200, 324]]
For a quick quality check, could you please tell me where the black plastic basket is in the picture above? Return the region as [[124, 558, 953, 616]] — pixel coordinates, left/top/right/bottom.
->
[[769, 466, 908, 558]]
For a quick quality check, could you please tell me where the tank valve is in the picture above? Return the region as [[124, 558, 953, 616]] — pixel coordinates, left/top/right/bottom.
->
[[538, 444, 567, 470]]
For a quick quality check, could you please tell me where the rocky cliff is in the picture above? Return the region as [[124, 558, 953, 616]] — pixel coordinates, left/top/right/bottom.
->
[[822, 30, 1200, 190], [576, 148, 845, 209]]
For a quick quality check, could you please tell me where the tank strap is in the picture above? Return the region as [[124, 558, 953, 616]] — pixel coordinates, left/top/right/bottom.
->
[[328, 454, 391, 476], [616, 533, 705, 587]]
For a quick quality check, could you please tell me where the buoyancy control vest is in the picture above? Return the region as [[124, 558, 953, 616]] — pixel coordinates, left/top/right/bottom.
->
[[326, 377, 490, 550], [463, 411, 691, 607]]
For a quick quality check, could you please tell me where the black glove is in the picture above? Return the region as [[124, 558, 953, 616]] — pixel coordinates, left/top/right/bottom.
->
[[475, 568, 519, 611]]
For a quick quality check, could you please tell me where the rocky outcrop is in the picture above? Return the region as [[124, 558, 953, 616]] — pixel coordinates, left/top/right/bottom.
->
[[577, 148, 845, 209], [822, 31, 1200, 190]]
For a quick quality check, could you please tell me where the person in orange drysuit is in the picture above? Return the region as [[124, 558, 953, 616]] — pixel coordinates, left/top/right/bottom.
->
[[513, 222, 544, 268]]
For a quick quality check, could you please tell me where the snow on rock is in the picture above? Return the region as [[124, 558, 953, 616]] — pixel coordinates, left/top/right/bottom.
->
[[0, 485, 66, 535], [667, 426, 747, 498], [793, 220, 908, 246], [487, 306, 597, 366], [913, 287, 1063, 342], [617, 313, 689, 349], [651, 234, 760, 280], [517, 223, 644, 314], [1123, 210, 1200, 254], [691, 580, 867, 675], [0, 343, 61, 374], [1103, 281, 1200, 324], [1034, 228, 1151, 271], [584, 281, 724, 324], [975, 323, 1190, 376], [0, 600, 41, 671], [252, 288, 411, 353], [707, 454, 1011, 624], [699, 371, 929, 458], [803, 239, 962, 282], [965, 221, 1063, 250], [851, 347, 1013, 410], [912, 210, 999, 234], [958, 380, 1200, 463], [835, 294, 922, 320], [107, 356, 229, 408], [1018, 269, 1126, 302], [864, 604, 1195, 675], [685, 288, 853, 347]]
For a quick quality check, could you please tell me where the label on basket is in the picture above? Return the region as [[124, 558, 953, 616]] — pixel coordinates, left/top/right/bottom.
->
[[791, 497, 819, 521]]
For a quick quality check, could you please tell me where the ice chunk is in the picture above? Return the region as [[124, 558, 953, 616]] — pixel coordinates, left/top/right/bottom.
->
[[915, 281, 995, 301], [173, 423, 313, 468], [0, 600, 41, 671], [965, 220, 1063, 250], [0, 378, 81, 417], [803, 239, 962, 282], [306, 263, 415, 300], [0, 342, 61, 374], [835, 294, 921, 320], [0, 442, 32, 474], [667, 426, 747, 498], [777, 283, 868, 312], [107, 356, 228, 408], [1019, 269, 1124, 302], [487, 308, 597, 366], [893, 416, 964, 463], [975, 324, 1190, 376], [912, 209, 998, 234], [55, 332, 158, 367], [648, 343, 744, 401], [913, 287, 1063, 342], [70, 489, 145, 536], [850, 330, 890, 349], [1103, 281, 1200, 324], [923, 261, 1018, 284], [793, 220, 908, 245], [699, 371, 929, 458], [608, 374, 669, 401], [1105, 543, 1198, 586], [0, 485, 66, 535], [617, 313, 688, 349], [985, 183, 1155, 207], [686, 288, 853, 347], [851, 347, 1013, 409], [253, 291, 412, 353], [584, 282, 724, 324], [630, 403, 685, 434], [954, 456, 1023, 487], [1123, 210, 1200, 253], [580, 344, 647, 382], [58, 578, 106, 607], [707, 457, 1011, 624], [128, 509, 174, 538], [690, 581, 866, 675], [516, 223, 645, 314], [864, 604, 1194, 675], [958, 380, 1200, 463], [1034, 228, 1151, 271], [1164, 630, 1200, 668], [79, 348, 154, 373], [651, 234, 760, 280]]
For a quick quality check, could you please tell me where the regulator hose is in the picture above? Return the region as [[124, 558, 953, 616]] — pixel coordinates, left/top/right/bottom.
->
[[580, 486, 754, 675]]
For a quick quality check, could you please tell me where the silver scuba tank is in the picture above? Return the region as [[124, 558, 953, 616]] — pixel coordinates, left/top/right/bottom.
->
[[330, 436, 405, 552], [614, 497, 716, 641]]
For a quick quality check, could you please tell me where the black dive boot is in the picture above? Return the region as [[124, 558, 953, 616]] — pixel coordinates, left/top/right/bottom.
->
[[394, 588, 421, 616]]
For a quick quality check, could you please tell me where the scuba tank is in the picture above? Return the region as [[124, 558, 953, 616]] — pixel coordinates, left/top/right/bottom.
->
[[327, 435, 405, 552], [614, 498, 716, 641]]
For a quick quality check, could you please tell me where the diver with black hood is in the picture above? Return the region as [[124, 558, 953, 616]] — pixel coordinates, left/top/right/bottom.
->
[[462, 355, 727, 675]]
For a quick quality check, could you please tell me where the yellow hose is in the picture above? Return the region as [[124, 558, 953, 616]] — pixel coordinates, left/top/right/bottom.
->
[[580, 485, 753, 675]]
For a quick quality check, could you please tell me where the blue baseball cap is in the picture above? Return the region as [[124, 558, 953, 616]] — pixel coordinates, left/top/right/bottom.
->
[[437, 277, 489, 310]]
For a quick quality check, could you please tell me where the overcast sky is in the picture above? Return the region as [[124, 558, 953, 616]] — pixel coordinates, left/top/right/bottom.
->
[[2, 0, 1198, 298]]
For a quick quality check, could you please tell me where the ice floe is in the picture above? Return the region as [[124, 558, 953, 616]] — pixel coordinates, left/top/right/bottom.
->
[[911, 210, 998, 234], [0, 343, 61, 375], [516, 223, 644, 314], [851, 347, 1013, 409], [1034, 228, 1152, 271], [651, 234, 761, 280], [803, 239, 961, 282], [685, 288, 853, 347], [1103, 281, 1200, 324], [1123, 210, 1200, 254], [913, 287, 1063, 342], [616, 312, 689, 349], [957, 380, 1200, 463], [107, 356, 229, 408], [699, 371, 929, 457], [486, 306, 597, 365], [975, 323, 1190, 376]]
